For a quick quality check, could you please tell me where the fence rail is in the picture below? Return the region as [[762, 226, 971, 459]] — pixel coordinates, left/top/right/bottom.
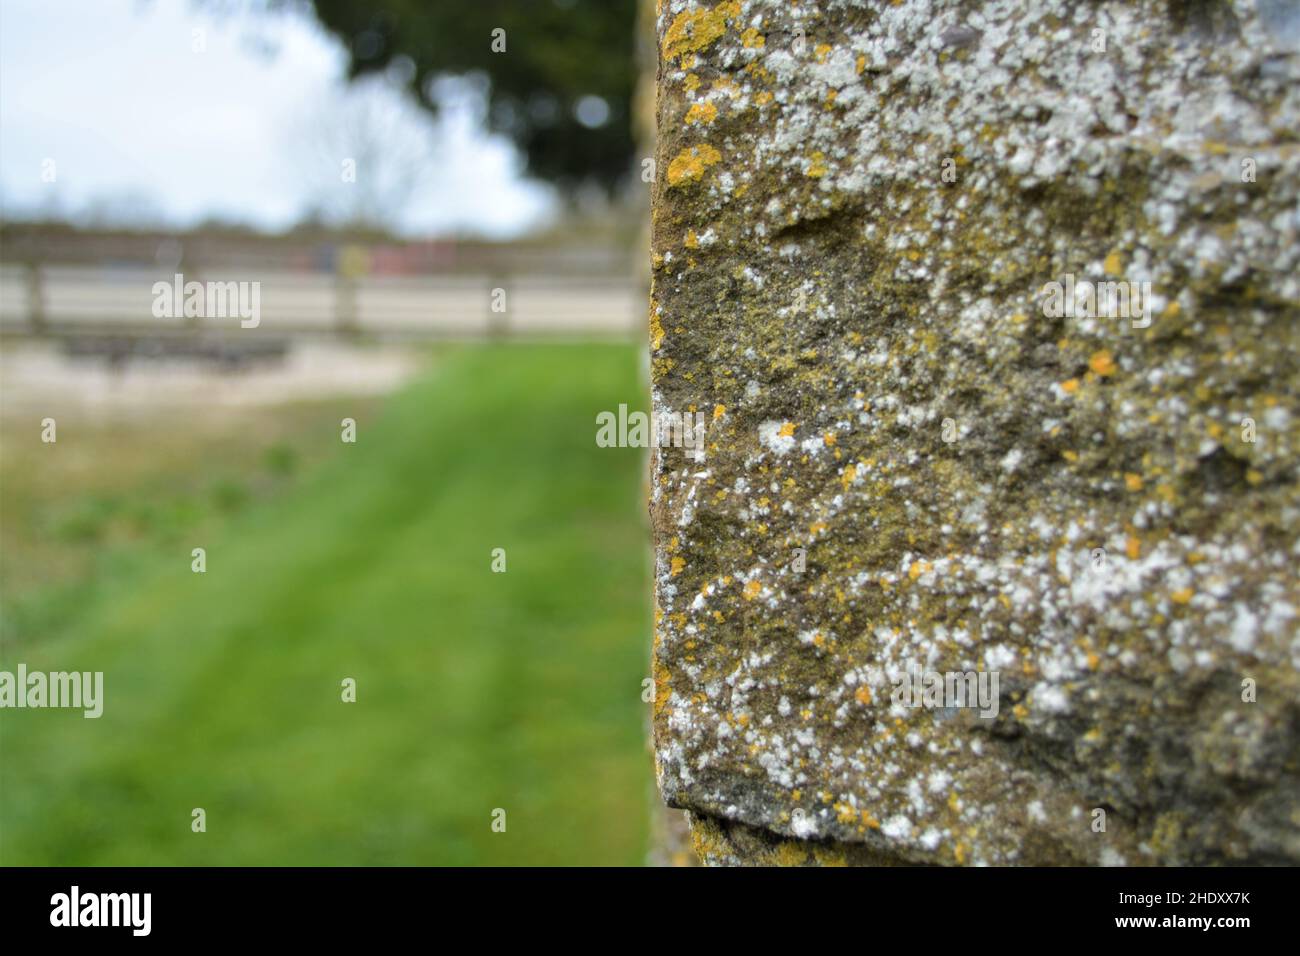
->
[[0, 263, 645, 341]]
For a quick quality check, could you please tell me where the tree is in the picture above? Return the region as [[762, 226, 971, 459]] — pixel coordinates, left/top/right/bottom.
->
[[306, 0, 639, 194]]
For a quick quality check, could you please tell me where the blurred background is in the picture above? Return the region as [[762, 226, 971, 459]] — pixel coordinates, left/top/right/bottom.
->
[[0, 0, 671, 865]]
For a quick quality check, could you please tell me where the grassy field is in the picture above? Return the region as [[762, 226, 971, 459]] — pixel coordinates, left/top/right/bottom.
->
[[0, 343, 651, 865]]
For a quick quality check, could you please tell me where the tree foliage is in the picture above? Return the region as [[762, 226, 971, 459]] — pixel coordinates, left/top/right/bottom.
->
[[306, 0, 639, 194]]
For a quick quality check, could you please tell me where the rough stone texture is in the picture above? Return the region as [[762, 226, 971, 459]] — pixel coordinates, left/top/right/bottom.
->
[[649, 0, 1300, 865]]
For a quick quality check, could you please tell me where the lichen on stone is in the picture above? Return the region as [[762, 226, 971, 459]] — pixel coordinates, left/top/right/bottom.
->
[[650, 0, 1300, 866]]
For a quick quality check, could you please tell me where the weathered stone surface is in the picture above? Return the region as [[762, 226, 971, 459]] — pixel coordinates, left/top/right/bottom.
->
[[649, 0, 1300, 865]]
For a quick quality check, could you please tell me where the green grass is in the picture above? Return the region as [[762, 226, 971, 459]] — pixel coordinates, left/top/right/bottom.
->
[[0, 344, 651, 865]]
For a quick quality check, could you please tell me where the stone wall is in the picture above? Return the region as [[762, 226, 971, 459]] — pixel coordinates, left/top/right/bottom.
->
[[649, 0, 1300, 865]]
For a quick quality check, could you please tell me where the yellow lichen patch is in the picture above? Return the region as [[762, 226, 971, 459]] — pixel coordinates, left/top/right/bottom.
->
[[1089, 349, 1116, 376], [778, 421, 796, 438], [1171, 588, 1194, 605], [741, 26, 765, 48], [824, 89, 838, 110], [1087, 651, 1100, 670], [855, 54, 866, 74], [755, 90, 774, 106], [772, 842, 809, 867], [666, 144, 722, 187], [650, 310, 665, 350], [809, 520, 828, 536], [685, 101, 718, 126], [814, 43, 832, 62], [1246, 468, 1263, 485], [1124, 472, 1144, 492], [742, 580, 762, 600], [713, 403, 726, 420], [662, 1, 741, 62], [908, 559, 931, 581], [840, 463, 857, 491], [1061, 449, 1079, 462], [1103, 251, 1123, 276], [1060, 377, 1080, 394], [805, 151, 829, 177], [1126, 535, 1141, 560], [854, 686, 872, 705], [683, 73, 701, 94], [683, 228, 699, 249], [670, 556, 685, 577], [711, 76, 739, 96], [834, 802, 857, 824], [823, 431, 837, 446]]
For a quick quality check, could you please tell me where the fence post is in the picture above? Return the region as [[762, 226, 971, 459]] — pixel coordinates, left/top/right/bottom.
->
[[26, 260, 45, 334]]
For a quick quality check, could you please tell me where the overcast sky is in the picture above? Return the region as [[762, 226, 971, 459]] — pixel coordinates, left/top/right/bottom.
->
[[0, 0, 555, 237]]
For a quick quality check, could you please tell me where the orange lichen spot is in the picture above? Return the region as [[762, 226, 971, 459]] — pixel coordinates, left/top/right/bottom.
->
[[1060, 377, 1080, 394], [1124, 473, 1144, 492], [670, 556, 685, 577], [1013, 703, 1029, 720], [810, 520, 828, 536], [855, 54, 866, 74], [813, 43, 832, 62], [823, 431, 837, 446], [1126, 536, 1141, 560], [861, 810, 881, 829], [1089, 349, 1116, 376], [855, 686, 872, 705], [1171, 588, 1194, 605], [1086, 651, 1100, 670], [778, 421, 796, 438], [662, 1, 742, 62], [713, 403, 726, 420], [908, 560, 931, 581], [650, 310, 665, 351], [685, 101, 718, 125], [743, 580, 762, 600], [755, 90, 774, 106], [666, 144, 722, 187]]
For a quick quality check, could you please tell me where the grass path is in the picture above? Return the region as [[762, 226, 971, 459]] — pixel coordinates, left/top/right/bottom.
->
[[0, 344, 650, 865]]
